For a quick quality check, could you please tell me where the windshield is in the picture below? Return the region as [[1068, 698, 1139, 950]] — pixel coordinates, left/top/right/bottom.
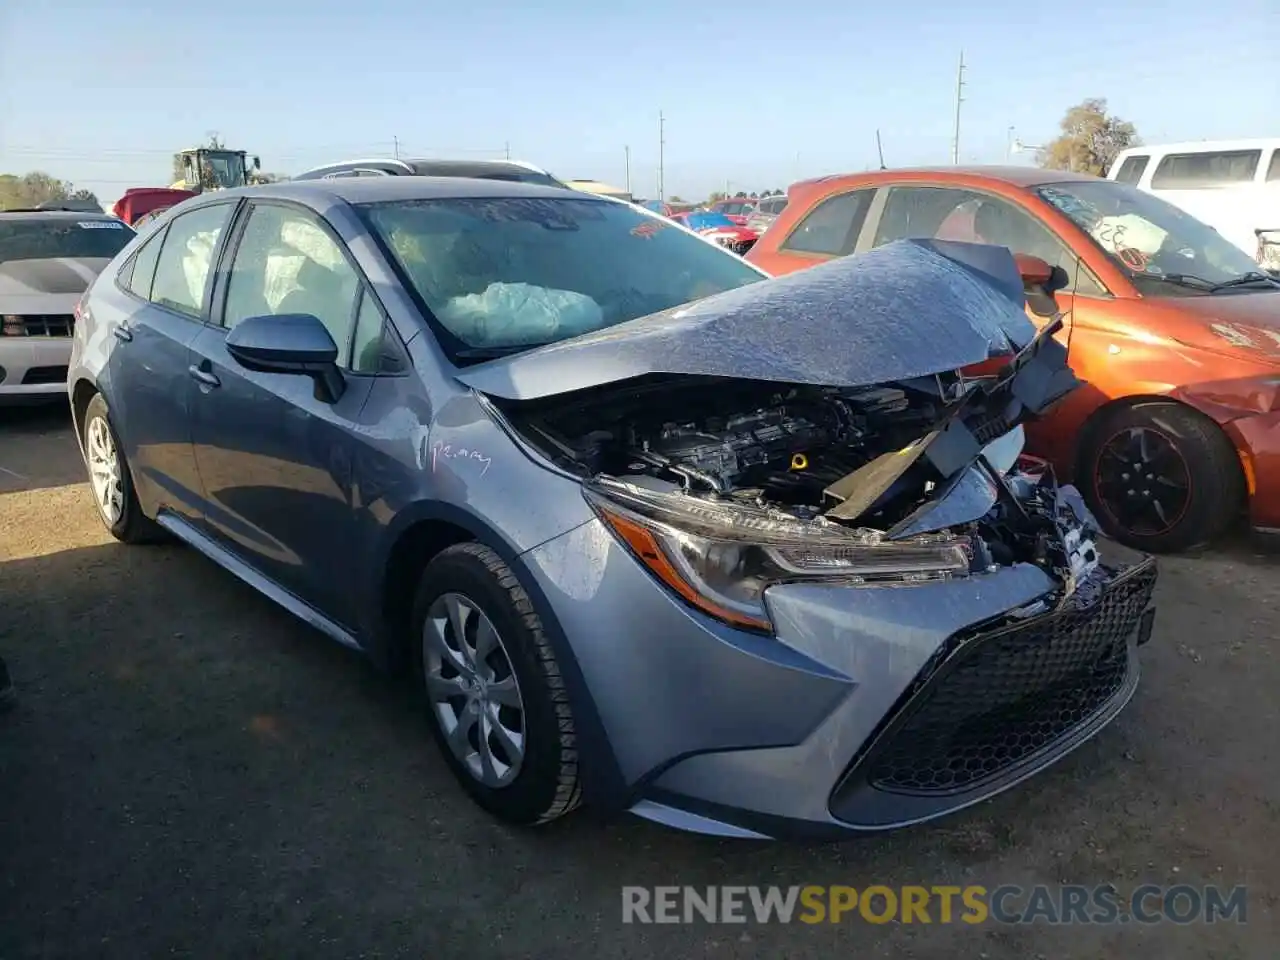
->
[[1035, 180, 1269, 294], [716, 201, 754, 216], [201, 151, 248, 188], [360, 196, 766, 358], [0, 218, 135, 262]]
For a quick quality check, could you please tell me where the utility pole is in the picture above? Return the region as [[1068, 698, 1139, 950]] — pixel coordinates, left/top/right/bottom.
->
[[393, 136, 400, 160], [658, 111, 665, 202], [951, 50, 965, 165], [505, 141, 511, 160], [624, 145, 631, 194]]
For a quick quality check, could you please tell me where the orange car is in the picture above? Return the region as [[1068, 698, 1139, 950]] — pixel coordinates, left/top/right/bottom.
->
[[747, 166, 1280, 553]]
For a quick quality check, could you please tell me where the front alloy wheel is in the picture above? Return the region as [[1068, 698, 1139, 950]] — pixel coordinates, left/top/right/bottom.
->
[[411, 542, 582, 825], [423, 592, 526, 788]]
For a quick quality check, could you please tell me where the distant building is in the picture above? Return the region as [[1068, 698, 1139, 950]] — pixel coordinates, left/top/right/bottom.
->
[[566, 179, 633, 202]]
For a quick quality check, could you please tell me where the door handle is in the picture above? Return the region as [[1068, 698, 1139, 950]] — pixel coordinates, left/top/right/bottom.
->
[[112, 326, 133, 342], [188, 365, 220, 388]]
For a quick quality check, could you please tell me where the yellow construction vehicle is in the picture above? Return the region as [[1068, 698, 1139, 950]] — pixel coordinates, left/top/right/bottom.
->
[[170, 146, 263, 192]]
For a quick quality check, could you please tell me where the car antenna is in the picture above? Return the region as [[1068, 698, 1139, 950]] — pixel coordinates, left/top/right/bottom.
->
[[876, 130, 887, 170]]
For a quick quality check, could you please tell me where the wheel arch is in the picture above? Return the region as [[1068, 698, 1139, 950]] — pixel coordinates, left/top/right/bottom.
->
[[368, 502, 627, 810], [70, 377, 99, 446]]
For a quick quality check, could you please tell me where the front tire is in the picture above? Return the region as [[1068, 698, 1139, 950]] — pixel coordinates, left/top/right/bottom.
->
[[410, 542, 582, 825], [81, 393, 164, 544], [1080, 400, 1243, 553]]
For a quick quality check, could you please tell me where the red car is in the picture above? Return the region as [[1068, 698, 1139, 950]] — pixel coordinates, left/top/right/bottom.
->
[[671, 211, 759, 255], [708, 198, 757, 226]]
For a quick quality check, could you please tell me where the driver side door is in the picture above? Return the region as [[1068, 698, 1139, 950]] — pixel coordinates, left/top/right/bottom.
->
[[186, 200, 376, 628]]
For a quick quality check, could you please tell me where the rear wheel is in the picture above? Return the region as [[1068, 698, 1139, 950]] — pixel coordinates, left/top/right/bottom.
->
[[1080, 400, 1243, 553], [410, 542, 582, 825], [81, 394, 164, 544]]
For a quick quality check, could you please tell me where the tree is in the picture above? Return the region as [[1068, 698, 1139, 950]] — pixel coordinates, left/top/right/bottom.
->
[[668, 195, 685, 203], [707, 191, 727, 203], [1038, 98, 1140, 177], [0, 171, 76, 209]]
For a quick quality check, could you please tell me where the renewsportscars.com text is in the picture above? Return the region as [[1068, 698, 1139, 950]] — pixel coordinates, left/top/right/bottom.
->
[[621, 884, 1248, 925]]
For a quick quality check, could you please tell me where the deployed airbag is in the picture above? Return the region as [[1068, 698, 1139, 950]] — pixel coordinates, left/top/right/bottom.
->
[[438, 282, 604, 346]]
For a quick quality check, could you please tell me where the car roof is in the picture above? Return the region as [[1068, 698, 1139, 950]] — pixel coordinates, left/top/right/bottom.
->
[[792, 165, 1103, 192], [209, 176, 593, 205], [0, 209, 119, 222]]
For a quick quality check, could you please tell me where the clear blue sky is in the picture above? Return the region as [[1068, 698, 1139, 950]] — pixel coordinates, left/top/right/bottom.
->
[[1, 0, 1276, 202]]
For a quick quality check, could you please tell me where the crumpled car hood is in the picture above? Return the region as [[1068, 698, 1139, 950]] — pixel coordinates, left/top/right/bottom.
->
[[454, 238, 1038, 401]]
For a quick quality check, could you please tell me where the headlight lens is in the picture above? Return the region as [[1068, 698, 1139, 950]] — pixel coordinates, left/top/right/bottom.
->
[[584, 478, 971, 633]]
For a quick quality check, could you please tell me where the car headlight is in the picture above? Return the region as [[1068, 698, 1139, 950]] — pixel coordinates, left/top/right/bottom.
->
[[584, 478, 971, 633]]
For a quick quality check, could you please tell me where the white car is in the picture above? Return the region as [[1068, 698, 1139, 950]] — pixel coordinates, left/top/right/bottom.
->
[[1108, 139, 1280, 270], [0, 209, 135, 403]]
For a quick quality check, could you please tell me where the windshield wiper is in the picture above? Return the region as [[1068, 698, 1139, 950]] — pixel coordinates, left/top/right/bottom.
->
[[1211, 271, 1280, 292], [1141, 273, 1217, 291]]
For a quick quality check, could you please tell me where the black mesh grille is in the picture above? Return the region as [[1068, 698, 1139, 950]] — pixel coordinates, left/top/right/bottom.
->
[[866, 561, 1157, 796]]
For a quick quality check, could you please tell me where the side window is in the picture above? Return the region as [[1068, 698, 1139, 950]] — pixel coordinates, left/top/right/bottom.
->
[[1266, 151, 1280, 183], [779, 189, 874, 256], [223, 203, 362, 367], [351, 290, 387, 374], [1113, 155, 1149, 184], [1151, 150, 1261, 189], [123, 228, 166, 300], [873, 186, 1104, 297], [150, 204, 233, 317]]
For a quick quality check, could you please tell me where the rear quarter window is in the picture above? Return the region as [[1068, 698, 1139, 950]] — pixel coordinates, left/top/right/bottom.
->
[[779, 189, 873, 256]]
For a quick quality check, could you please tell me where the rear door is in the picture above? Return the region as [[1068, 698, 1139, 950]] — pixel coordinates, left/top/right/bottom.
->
[[186, 199, 376, 627], [106, 201, 237, 523]]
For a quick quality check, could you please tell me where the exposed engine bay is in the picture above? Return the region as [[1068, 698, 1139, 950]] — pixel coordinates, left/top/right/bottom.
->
[[497, 348, 1096, 591]]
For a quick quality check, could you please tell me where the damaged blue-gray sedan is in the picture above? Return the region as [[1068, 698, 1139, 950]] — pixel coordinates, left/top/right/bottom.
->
[[68, 177, 1158, 839]]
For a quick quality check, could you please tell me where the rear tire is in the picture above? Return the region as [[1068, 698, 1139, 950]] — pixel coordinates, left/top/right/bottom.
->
[[1079, 400, 1243, 553], [410, 542, 582, 825], [81, 393, 165, 544]]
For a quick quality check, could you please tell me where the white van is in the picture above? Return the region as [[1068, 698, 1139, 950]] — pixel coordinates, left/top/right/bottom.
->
[[1107, 139, 1280, 270]]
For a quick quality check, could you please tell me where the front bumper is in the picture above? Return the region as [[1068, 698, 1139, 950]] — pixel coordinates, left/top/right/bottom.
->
[[0, 338, 72, 400], [1225, 409, 1280, 532], [522, 519, 1157, 839]]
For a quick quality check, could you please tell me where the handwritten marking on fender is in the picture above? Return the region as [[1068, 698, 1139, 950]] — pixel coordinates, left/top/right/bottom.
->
[[432, 441, 492, 477]]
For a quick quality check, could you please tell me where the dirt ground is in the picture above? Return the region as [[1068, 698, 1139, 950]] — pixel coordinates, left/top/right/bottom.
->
[[0, 403, 1275, 959]]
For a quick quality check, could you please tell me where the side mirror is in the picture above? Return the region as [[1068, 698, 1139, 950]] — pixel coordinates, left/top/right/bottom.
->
[[253, 156, 262, 170], [225, 313, 346, 402], [1014, 253, 1070, 317]]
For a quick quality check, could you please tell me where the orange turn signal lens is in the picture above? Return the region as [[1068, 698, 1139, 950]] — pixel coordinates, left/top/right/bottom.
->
[[596, 506, 773, 633]]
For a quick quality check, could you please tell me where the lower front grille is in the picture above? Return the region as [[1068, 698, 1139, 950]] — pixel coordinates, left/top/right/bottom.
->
[[861, 559, 1158, 797], [2, 314, 75, 337]]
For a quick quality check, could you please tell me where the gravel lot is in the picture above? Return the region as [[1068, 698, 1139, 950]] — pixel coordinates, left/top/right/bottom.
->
[[1, 403, 1276, 959]]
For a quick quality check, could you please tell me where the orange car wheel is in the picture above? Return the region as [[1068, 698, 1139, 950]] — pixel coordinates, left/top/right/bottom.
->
[[1080, 400, 1244, 553]]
